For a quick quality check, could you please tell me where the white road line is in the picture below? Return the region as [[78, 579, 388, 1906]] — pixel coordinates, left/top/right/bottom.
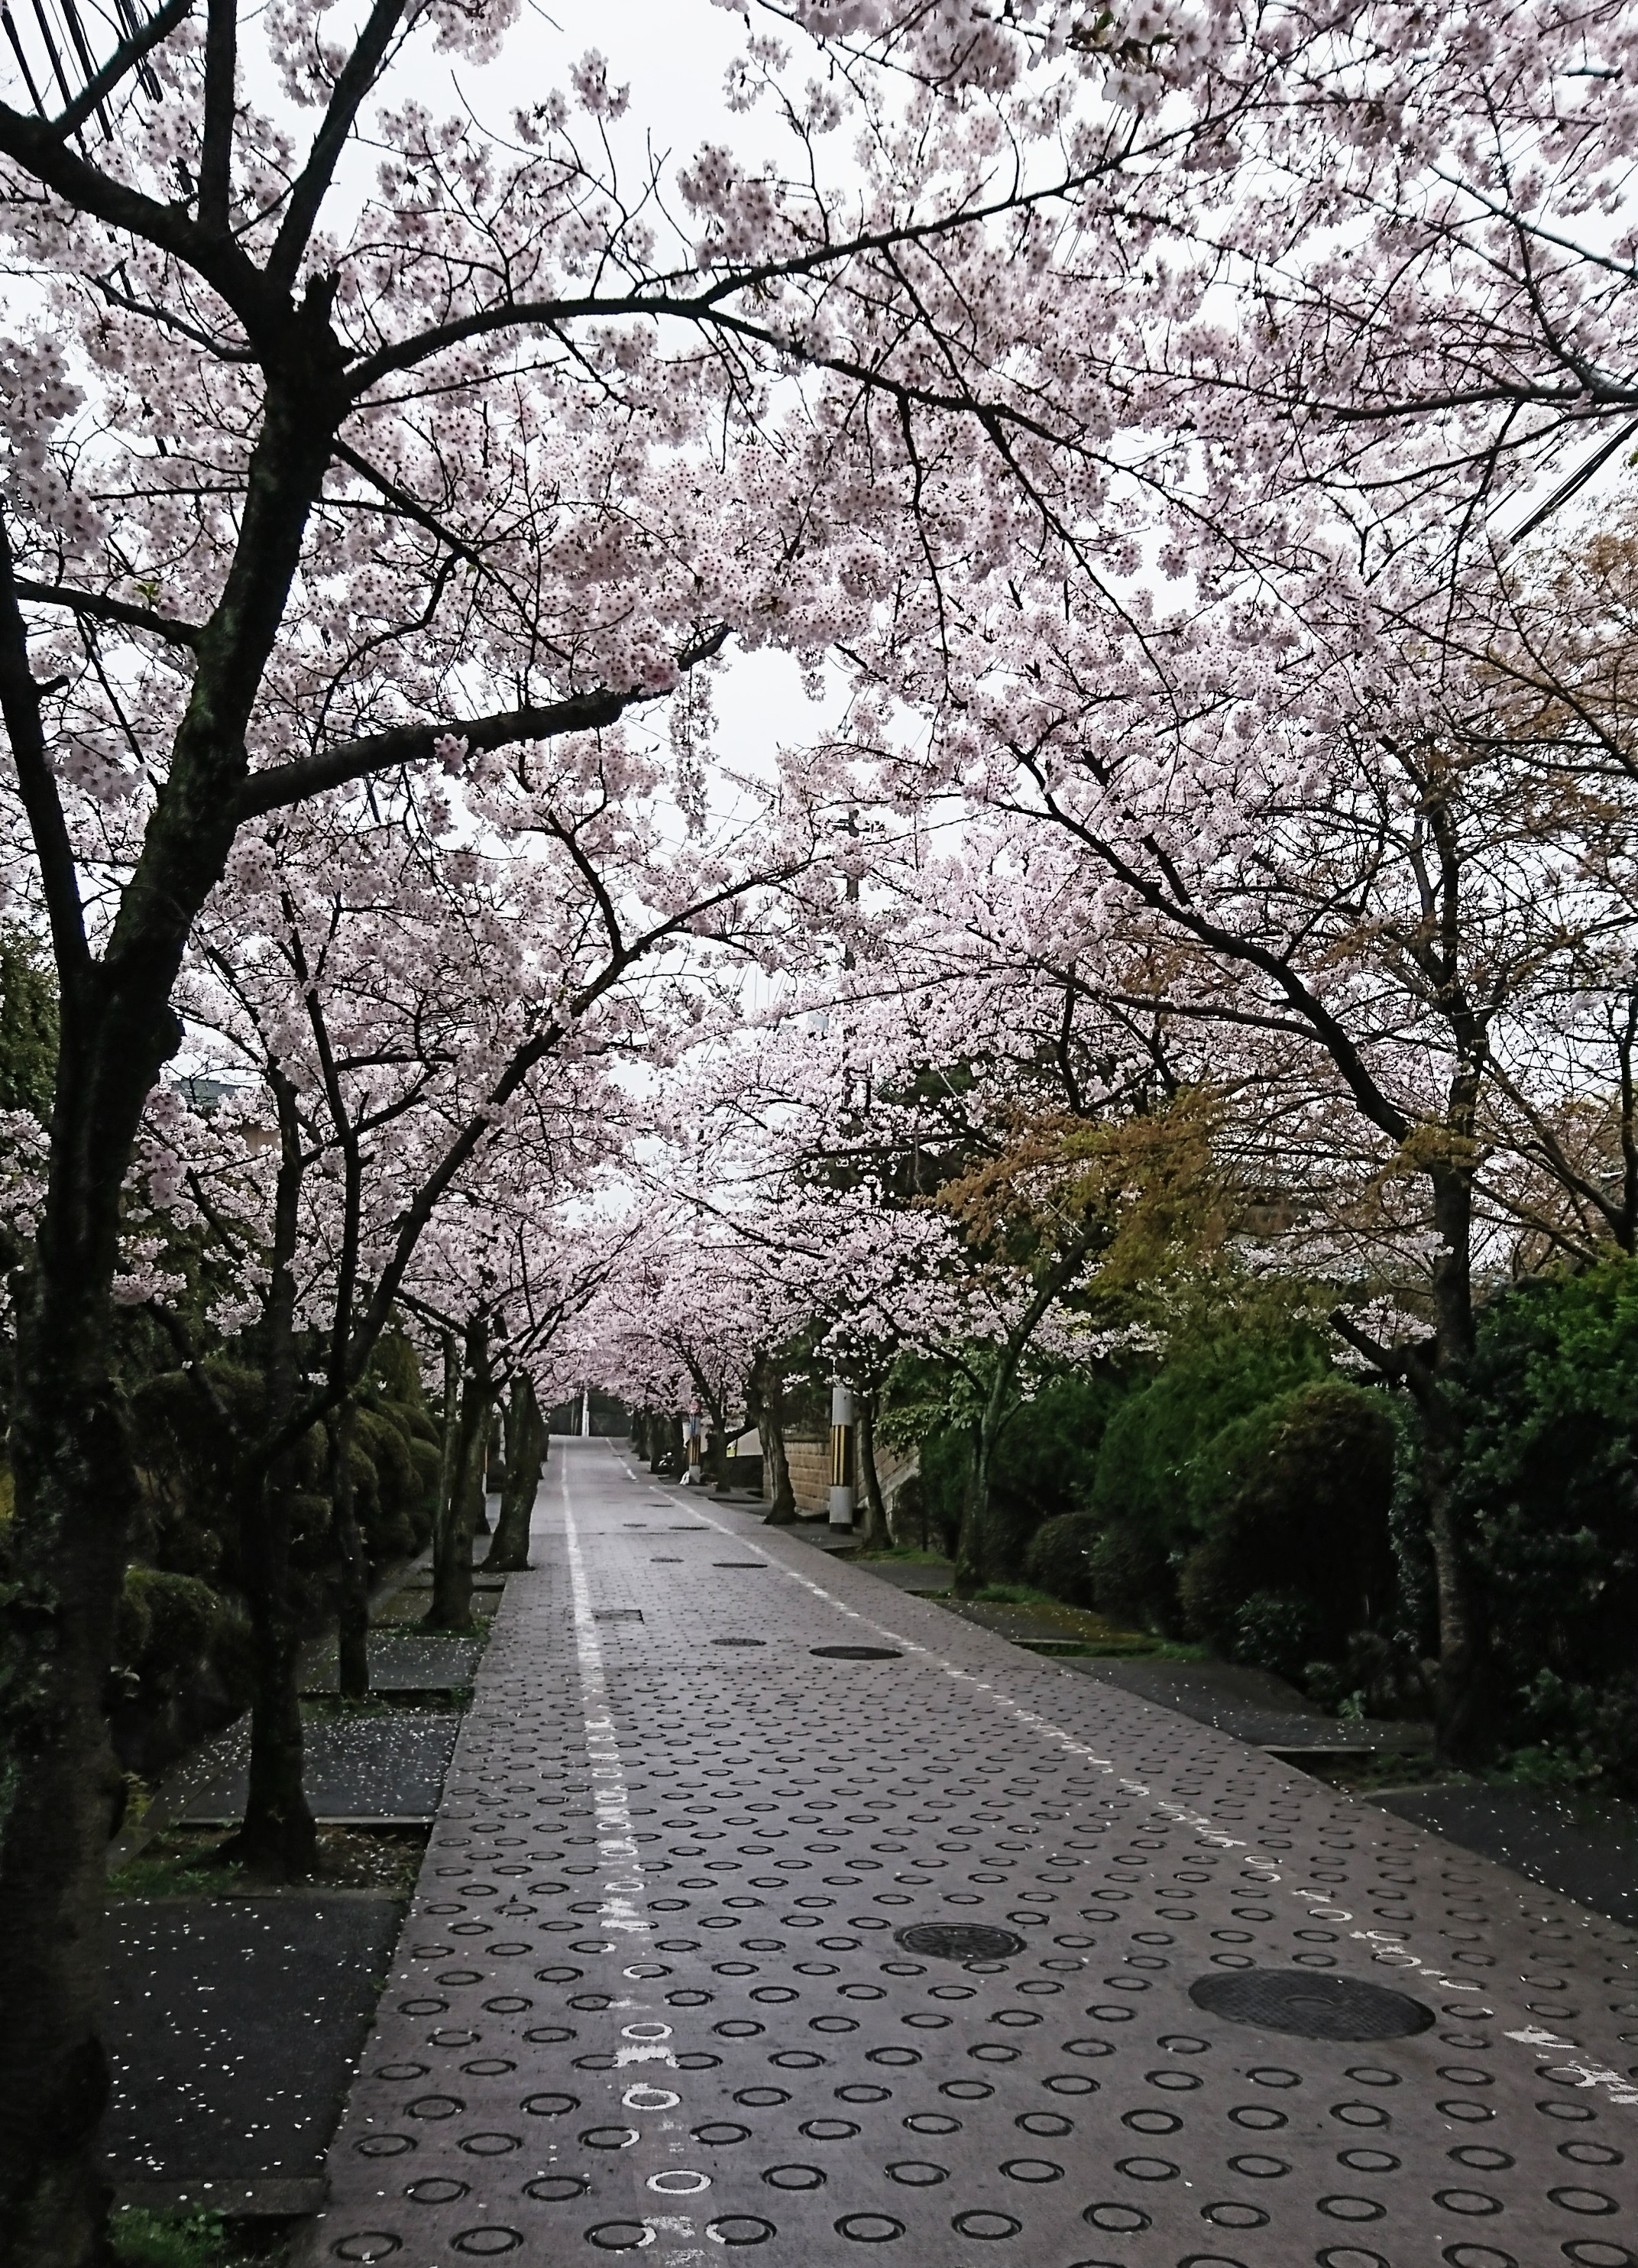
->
[[563, 1456, 713, 2253]]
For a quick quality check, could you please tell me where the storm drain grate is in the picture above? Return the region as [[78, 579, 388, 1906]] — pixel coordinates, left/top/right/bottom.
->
[[811, 1645, 901, 1661], [592, 1609, 644, 1624], [711, 1637, 767, 1647], [714, 1561, 767, 1569], [895, 1923, 1027, 1962], [1189, 1968, 1434, 2040]]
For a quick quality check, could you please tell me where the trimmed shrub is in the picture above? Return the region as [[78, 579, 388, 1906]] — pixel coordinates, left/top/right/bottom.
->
[[1177, 1379, 1397, 1664], [1025, 1512, 1100, 1605], [1089, 1320, 1328, 1548], [1087, 1521, 1175, 1629]]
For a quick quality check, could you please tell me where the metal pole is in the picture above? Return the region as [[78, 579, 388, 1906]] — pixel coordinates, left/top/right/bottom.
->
[[829, 1384, 856, 1527]]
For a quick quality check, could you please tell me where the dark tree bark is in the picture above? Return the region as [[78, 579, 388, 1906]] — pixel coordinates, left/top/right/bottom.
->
[[856, 1392, 889, 1551], [484, 1373, 545, 1572], [222, 1068, 317, 1875], [329, 1398, 370, 1700], [748, 1353, 797, 1525], [426, 1317, 490, 1631]]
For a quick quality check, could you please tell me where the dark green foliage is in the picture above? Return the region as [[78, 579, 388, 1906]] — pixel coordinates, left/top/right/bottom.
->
[[1178, 1380, 1397, 1664], [114, 1566, 219, 1696], [1082, 1317, 1329, 1630], [914, 1424, 969, 1558], [1088, 1320, 1328, 1544], [1025, 1512, 1099, 1604], [885, 1356, 1127, 1573], [1086, 1520, 1175, 1628], [369, 1332, 438, 1442], [0, 925, 57, 1123], [987, 1372, 1125, 1566], [1224, 1589, 1320, 1683], [1450, 1260, 1638, 1784], [128, 1363, 274, 1584], [110, 1564, 253, 1771]]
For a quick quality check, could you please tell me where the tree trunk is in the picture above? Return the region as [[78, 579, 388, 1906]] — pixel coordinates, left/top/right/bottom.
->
[[702, 1406, 730, 1490], [223, 1073, 316, 1876], [1422, 1157, 1489, 1764], [471, 1401, 496, 1536], [485, 1374, 545, 1572], [330, 1398, 370, 1700], [749, 1354, 797, 1525], [952, 1416, 991, 1598], [426, 1317, 490, 1631], [856, 1392, 889, 1550], [0, 1272, 134, 2268]]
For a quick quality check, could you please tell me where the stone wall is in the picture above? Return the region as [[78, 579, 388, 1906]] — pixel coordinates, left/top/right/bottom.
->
[[784, 1432, 831, 1515]]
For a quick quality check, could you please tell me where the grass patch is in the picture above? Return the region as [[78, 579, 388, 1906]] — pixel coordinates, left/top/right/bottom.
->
[[1298, 1750, 1447, 1793], [109, 2206, 287, 2268], [930, 1587, 1185, 1656], [302, 1689, 471, 1717], [856, 1545, 953, 1564], [109, 1823, 426, 1899]]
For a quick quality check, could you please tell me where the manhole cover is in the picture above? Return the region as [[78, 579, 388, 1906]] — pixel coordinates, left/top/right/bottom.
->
[[894, 1924, 1027, 1962], [1189, 1969, 1433, 2040], [811, 1646, 902, 1661], [712, 1638, 766, 1648]]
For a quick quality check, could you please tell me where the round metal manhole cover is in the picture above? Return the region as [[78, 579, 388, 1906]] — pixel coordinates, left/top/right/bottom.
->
[[810, 1645, 902, 1660], [894, 1924, 1027, 1962], [1189, 1969, 1433, 2041]]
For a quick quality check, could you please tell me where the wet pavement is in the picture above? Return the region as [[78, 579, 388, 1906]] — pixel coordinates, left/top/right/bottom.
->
[[1058, 1658, 1433, 1761], [1374, 1787, 1638, 1936], [180, 1713, 461, 1826], [305, 1439, 1638, 2267], [105, 1896, 403, 2215], [302, 1634, 489, 1696]]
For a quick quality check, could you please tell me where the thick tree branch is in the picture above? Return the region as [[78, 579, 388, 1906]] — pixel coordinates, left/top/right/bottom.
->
[[198, 0, 237, 232], [267, 0, 409, 291], [0, 519, 91, 978], [48, 0, 194, 141], [234, 625, 730, 821], [14, 577, 202, 650]]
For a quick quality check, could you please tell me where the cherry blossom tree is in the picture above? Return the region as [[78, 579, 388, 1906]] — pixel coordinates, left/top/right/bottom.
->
[[3, 2, 1267, 2238]]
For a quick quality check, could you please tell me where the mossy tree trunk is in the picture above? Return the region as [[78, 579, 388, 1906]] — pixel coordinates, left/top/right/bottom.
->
[[485, 1373, 545, 1572], [223, 1068, 317, 1875], [329, 1398, 370, 1700], [856, 1392, 889, 1550], [427, 1317, 490, 1631], [749, 1354, 797, 1524]]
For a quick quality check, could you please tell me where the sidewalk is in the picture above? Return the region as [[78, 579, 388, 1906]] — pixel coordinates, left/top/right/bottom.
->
[[304, 1437, 1638, 2266]]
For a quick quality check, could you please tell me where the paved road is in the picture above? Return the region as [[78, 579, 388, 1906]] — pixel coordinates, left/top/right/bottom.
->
[[306, 1439, 1638, 2267]]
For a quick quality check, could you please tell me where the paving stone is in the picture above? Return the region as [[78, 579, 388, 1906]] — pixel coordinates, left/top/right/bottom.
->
[[306, 1441, 1638, 2267], [303, 1635, 487, 1696], [181, 1714, 461, 1825], [103, 1896, 403, 2211]]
